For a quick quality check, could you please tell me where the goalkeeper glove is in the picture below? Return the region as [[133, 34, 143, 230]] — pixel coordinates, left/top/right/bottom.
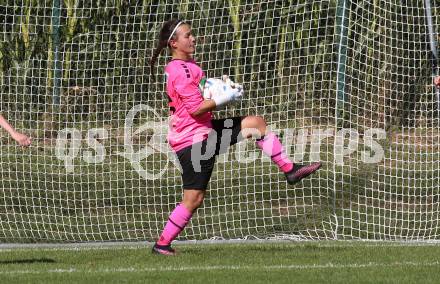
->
[[221, 75, 243, 90], [211, 80, 243, 108]]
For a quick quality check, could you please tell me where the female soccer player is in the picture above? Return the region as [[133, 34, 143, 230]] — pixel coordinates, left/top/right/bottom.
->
[[149, 19, 321, 255], [0, 114, 31, 146]]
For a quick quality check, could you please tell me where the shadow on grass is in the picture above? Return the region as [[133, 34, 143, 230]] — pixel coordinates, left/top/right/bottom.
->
[[0, 258, 56, 265]]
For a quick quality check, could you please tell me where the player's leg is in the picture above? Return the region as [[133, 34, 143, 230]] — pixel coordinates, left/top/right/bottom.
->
[[153, 140, 214, 256], [241, 115, 293, 172], [241, 115, 321, 184], [153, 190, 205, 255]]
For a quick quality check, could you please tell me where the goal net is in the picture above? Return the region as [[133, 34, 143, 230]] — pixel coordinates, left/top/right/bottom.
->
[[1, 0, 439, 243]]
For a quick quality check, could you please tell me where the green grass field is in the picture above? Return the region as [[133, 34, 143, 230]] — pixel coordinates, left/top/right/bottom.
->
[[1, 241, 440, 283]]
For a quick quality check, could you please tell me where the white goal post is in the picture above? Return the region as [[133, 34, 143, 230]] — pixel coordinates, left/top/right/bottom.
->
[[0, 0, 439, 243]]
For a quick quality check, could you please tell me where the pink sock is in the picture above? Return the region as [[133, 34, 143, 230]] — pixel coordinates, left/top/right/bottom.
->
[[157, 203, 192, 246], [256, 132, 293, 173]]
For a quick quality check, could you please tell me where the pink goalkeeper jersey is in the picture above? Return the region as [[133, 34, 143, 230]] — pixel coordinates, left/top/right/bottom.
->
[[165, 59, 213, 152]]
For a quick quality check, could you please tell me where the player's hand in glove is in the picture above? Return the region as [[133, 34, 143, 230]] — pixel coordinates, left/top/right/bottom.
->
[[203, 76, 243, 108]]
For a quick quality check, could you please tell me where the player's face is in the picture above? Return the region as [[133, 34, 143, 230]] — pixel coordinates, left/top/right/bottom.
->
[[171, 24, 196, 55]]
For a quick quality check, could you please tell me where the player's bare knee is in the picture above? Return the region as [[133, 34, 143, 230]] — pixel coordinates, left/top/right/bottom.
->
[[183, 190, 205, 211], [257, 116, 267, 133], [250, 116, 266, 136], [242, 116, 266, 137], [193, 194, 204, 208]]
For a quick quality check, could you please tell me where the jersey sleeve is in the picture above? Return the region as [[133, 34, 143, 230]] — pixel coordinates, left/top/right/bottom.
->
[[173, 65, 204, 115]]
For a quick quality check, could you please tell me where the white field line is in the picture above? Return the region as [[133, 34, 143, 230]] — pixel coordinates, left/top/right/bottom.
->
[[0, 261, 440, 275], [2, 240, 440, 252]]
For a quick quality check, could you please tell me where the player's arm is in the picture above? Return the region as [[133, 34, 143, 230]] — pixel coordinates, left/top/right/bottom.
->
[[0, 114, 31, 146], [191, 100, 216, 117]]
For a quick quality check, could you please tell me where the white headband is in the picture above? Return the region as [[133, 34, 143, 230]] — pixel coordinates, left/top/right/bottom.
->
[[167, 21, 185, 43]]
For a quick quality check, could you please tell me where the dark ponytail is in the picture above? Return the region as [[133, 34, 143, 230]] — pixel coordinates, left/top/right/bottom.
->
[[150, 19, 186, 78]]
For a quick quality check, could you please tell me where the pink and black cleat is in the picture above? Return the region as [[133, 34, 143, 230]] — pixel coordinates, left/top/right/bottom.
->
[[285, 162, 322, 185], [152, 243, 176, 256]]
